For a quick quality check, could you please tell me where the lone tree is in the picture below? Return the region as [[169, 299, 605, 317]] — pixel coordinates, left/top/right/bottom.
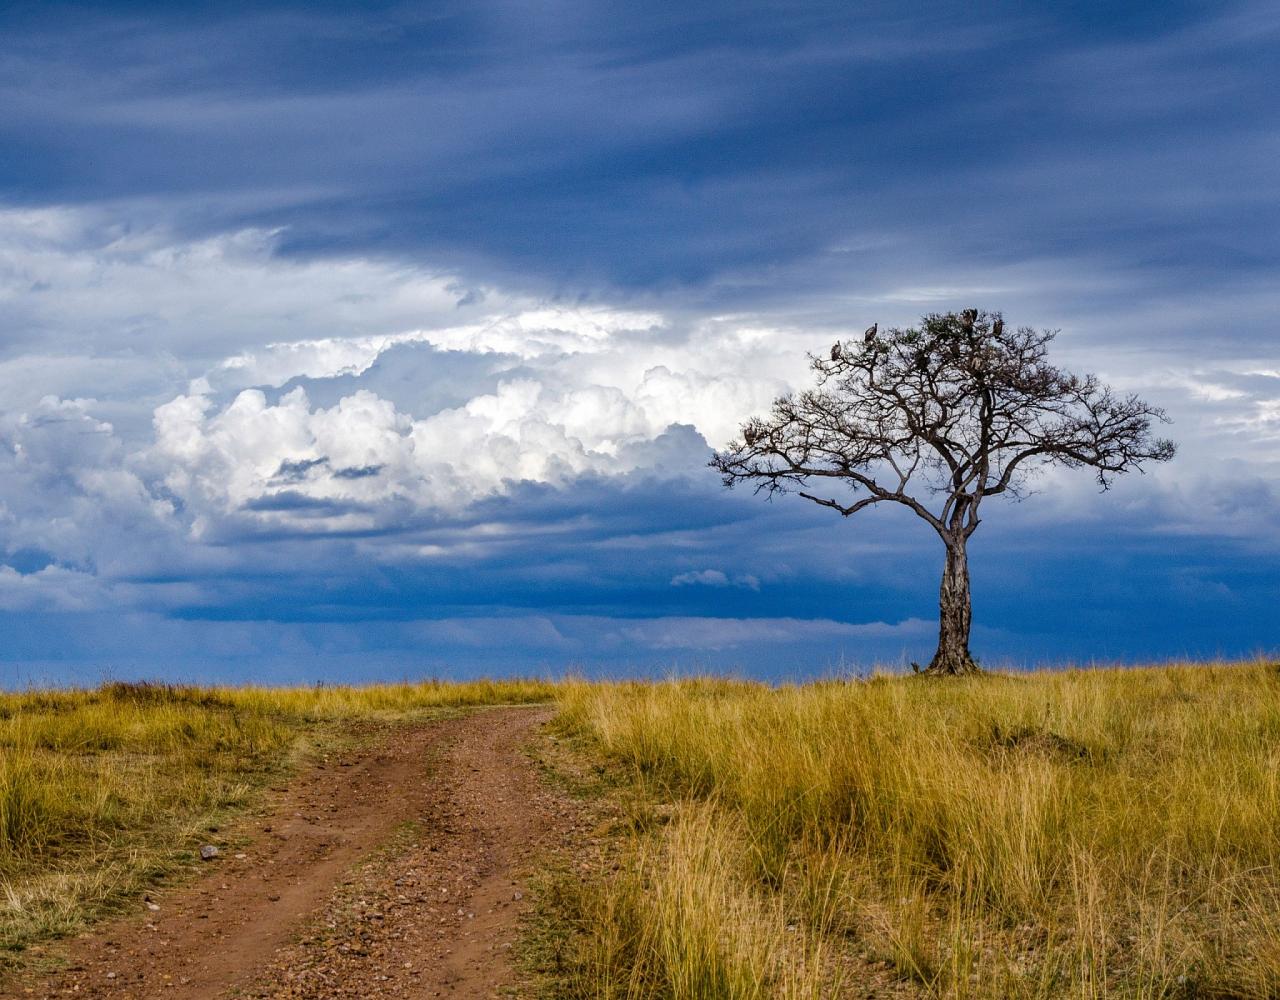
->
[[712, 309, 1175, 675]]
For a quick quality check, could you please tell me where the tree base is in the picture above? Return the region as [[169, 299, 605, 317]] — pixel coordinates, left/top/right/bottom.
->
[[921, 649, 982, 676]]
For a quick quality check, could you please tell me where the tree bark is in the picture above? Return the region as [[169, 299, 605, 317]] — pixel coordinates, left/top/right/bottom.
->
[[925, 537, 981, 675]]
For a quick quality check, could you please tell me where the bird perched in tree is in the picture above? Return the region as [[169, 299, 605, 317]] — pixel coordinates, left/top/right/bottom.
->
[[863, 323, 878, 343], [744, 425, 761, 446], [830, 342, 842, 361], [992, 318, 1004, 337], [961, 309, 977, 332]]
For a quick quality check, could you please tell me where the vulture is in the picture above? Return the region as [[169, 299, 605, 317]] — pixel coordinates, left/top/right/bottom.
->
[[863, 323, 878, 343], [830, 342, 842, 361], [960, 308, 978, 332], [744, 425, 761, 447], [992, 318, 1004, 337]]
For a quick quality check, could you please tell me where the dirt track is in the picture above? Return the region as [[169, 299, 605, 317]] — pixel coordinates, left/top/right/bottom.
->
[[11, 705, 569, 999]]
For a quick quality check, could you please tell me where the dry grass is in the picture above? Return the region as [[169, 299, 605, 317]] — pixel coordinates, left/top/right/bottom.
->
[[530, 799, 830, 1000], [0, 678, 554, 960], [551, 661, 1280, 998], [8, 666, 1280, 998]]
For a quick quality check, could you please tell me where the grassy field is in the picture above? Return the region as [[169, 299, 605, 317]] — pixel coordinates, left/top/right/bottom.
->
[[4, 665, 1278, 998], [545, 661, 1280, 999], [0, 678, 555, 960]]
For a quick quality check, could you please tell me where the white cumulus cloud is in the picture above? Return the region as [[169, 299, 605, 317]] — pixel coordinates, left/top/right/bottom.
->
[[670, 569, 761, 590]]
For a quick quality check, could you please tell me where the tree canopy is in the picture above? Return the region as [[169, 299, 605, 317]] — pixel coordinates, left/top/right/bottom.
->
[[712, 310, 1176, 673]]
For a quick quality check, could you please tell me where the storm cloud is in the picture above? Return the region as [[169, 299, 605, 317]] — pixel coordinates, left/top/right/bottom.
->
[[0, 2, 1276, 682]]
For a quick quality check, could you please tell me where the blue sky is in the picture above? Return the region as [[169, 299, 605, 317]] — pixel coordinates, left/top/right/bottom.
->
[[0, 1, 1277, 685]]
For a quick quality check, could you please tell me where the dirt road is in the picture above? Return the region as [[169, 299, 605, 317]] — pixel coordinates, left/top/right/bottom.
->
[[11, 705, 571, 999]]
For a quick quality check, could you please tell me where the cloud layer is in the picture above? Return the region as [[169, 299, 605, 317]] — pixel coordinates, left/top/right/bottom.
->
[[0, 3, 1277, 681]]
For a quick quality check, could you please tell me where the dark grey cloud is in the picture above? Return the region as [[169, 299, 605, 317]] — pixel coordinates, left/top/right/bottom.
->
[[2, 2, 1273, 298]]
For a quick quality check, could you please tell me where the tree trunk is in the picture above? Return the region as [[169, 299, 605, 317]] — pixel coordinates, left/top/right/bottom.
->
[[924, 537, 980, 675]]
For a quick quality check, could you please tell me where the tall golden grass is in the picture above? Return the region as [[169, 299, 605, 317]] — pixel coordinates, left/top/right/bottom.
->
[[7, 667, 1279, 997], [552, 662, 1280, 998], [0, 678, 553, 959]]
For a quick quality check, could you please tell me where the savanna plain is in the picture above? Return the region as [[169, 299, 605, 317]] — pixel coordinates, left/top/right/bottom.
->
[[1, 662, 1277, 999]]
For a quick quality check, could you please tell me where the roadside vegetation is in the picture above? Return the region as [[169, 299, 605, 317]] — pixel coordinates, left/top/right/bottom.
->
[[544, 661, 1280, 999], [0, 678, 554, 961]]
